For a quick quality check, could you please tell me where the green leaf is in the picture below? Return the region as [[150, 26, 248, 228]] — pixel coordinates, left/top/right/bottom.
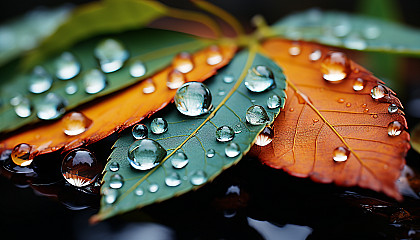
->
[[22, 0, 167, 68], [92, 48, 287, 222], [0, 29, 209, 133], [272, 9, 420, 56]]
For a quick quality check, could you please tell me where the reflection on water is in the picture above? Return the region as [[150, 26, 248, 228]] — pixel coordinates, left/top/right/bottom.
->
[[247, 218, 313, 240]]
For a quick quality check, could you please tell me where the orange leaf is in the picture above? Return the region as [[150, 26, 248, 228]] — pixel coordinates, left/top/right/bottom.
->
[[0, 44, 236, 157], [250, 39, 410, 200]]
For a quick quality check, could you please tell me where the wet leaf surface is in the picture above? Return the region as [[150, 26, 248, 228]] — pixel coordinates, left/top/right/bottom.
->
[[250, 39, 410, 200], [0, 44, 236, 157], [92, 49, 287, 222]]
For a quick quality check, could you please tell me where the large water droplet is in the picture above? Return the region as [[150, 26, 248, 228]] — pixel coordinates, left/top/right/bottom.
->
[[388, 121, 403, 136], [388, 104, 398, 114], [150, 117, 168, 134], [128, 139, 167, 170], [173, 52, 194, 73], [28, 66, 52, 94], [55, 52, 80, 80], [14, 97, 32, 118], [321, 52, 350, 82], [363, 25, 381, 39], [142, 78, 156, 94], [206, 45, 223, 65], [216, 126, 235, 142], [36, 93, 67, 120], [267, 94, 282, 109], [129, 60, 146, 78], [246, 105, 270, 125], [206, 149, 215, 158], [109, 174, 124, 189], [132, 124, 148, 139], [134, 186, 144, 196], [255, 126, 274, 146], [109, 162, 119, 172], [309, 49, 322, 61], [11, 143, 33, 166], [371, 85, 387, 100], [103, 187, 118, 204], [62, 112, 92, 136], [223, 74, 235, 84], [170, 151, 189, 169], [148, 183, 159, 193], [83, 69, 107, 94], [65, 82, 78, 95], [165, 172, 181, 187], [333, 146, 350, 162], [61, 148, 101, 187], [225, 142, 240, 158], [190, 170, 207, 186], [244, 65, 275, 92], [167, 69, 185, 89], [353, 78, 365, 91], [174, 82, 212, 116], [94, 38, 129, 73]]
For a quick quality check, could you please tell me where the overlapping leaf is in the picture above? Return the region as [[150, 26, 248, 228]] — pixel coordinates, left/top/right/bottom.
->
[[272, 9, 420, 55], [0, 44, 236, 156], [250, 39, 410, 200], [91, 49, 287, 222]]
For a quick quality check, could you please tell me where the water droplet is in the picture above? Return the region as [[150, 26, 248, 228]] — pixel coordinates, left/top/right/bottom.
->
[[217, 88, 226, 96], [371, 85, 387, 100], [103, 187, 118, 204], [36, 93, 67, 120], [170, 151, 189, 169], [346, 102, 351, 107], [129, 60, 146, 78], [0, 149, 11, 162], [148, 183, 159, 193], [388, 121, 403, 136], [225, 142, 240, 158], [62, 112, 92, 136], [132, 124, 148, 140], [94, 38, 129, 73], [55, 52, 80, 80], [313, 119, 319, 123], [309, 49, 322, 61], [206, 149, 215, 158], [321, 52, 350, 82], [246, 105, 270, 125], [128, 139, 167, 170], [337, 98, 345, 103], [223, 74, 235, 84], [332, 19, 351, 37], [65, 82, 78, 95], [255, 126, 274, 146], [61, 148, 101, 187], [83, 69, 107, 94], [353, 78, 365, 91], [109, 174, 124, 189], [267, 94, 282, 109], [233, 124, 242, 134], [134, 186, 144, 196], [206, 45, 223, 65], [388, 104, 398, 114], [190, 170, 208, 186], [167, 69, 185, 89], [353, 68, 360, 73], [150, 117, 168, 134], [361, 104, 367, 108], [364, 108, 369, 113], [14, 97, 32, 118], [363, 25, 381, 39], [11, 143, 33, 166], [165, 172, 181, 187], [216, 126, 235, 142], [174, 82, 212, 116], [244, 65, 275, 92], [28, 66, 52, 94], [109, 162, 119, 172], [333, 146, 350, 162], [288, 44, 301, 56], [289, 108, 294, 112], [372, 114, 378, 119], [142, 78, 156, 94], [343, 34, 367, 50], [173, 52, 194, 73]]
